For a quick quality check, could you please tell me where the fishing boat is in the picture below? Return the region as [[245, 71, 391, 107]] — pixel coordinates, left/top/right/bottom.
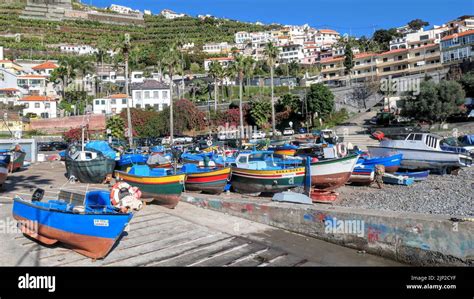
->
[[349, 164, 375, 185], [382, 173, 415, 186], [230, 151, 305, 194], [310, 154, 359, 190], [12, 189, 133, 259], [181, 164, 231, 194], [115, 165, 185, 209], [273, 144, 298, 156], [116, 153, 148, 171], [181, 152, 217, 167], [358, 153, 403, 173], [367, 133, 472, 174], [0, 148, 26, 172], [65, 147, 116, 184], [394, 170, 430, 181], [147, 153, 172, 169], [0, 159, 8, 187]]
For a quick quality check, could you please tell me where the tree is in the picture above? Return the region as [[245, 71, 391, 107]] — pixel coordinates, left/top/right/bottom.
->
[[243, 56, 256, 97], [459, 71, 474, 98], [264, 42, 280, 135], [372, 28, 401, 51], [343, 44, 354, 86], [307, 83, 335, 123], [249, 99, 272, 129], [275, 93, 301, 129], [231, 53, 246, 138], [351, 79, 380, 109], [162, 43, 181, 143], [106, 115, 125, 139], [407, 19, 429, 31], [401, 80, 466, 125], [208, 61, 223, 110]]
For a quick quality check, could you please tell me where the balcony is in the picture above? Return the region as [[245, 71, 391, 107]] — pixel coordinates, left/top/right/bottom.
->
[[376, 58, 409, 68]]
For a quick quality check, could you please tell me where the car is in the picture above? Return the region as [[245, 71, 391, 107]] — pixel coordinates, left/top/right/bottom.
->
[[251, 130, 266, 139], [161, 136, 172, 145], [50, 141, 68, 150], [38, 142, 53, 152], [267, 130, 282, 137], [283, 128, 294, 136], [298, 128, 308, 134]]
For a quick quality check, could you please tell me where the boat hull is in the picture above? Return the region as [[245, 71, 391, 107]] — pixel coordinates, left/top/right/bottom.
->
[[367, 146, 472, 171], [185, 167, 231, 194], [115, 171, 185, 209], [0, 165, 8, 186], [349, 167, 375, 185], [12, 199, 132, 259], [394, 170, 430, 181], [65, 157, 116, 184], [231, 167, 305, 194], [382, 174, 415, 186], [359, 153, 402, 173], [310, 155, 359, 190]]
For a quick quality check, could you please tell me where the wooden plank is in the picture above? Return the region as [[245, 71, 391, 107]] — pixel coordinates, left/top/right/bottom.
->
[[227, 248, 286, 267], [190, 242, 268, 267], [261, 254, 307, 267], [152, 237, 244, 267], [63, 228, 211, 267], [107, 231, 225, 266]]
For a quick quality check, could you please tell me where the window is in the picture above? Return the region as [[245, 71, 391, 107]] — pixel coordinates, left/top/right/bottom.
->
[[407, 134, 415, 140], [136, 104, 141, 108], [101, 100, 105, 105], [45, 103, 50, 108], [154, 104, 159, 110], [25, 103, 29, 108], [144, 91, 150, 99], [135, 91, 141, 99], [162, 91, 168, 99], [414, 134, 423, 141], [96, 100, 100, 105], [153, 91, 159, 98], [111, 99, 116, 105], [383, 57, 388, 62], [383, 67, 391, 72], [122, 98, 127, 105], [35, 103, 40, 108]]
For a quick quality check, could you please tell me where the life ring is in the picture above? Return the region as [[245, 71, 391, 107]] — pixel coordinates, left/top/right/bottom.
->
[[206, 140, 213, 147], [110, 182, 142, 206], [337, 143, 347, 157]]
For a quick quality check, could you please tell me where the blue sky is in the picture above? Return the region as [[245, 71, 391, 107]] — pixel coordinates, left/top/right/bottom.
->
[[86, 0, 473, 36]]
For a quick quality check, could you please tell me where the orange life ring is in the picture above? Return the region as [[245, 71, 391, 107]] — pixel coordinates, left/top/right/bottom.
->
[[110, 182, 142, 206]]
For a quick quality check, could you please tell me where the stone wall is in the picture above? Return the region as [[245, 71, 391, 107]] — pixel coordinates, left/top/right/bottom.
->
[[30, 114, 106, 134]]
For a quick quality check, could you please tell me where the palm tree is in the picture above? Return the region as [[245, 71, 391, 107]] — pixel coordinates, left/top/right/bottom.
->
[[208, 61, 223, 111], [232, 53, 246, 139], [243, 56, 255, 98], [264, 42, 280, 135], [162, 44, 181, 145]]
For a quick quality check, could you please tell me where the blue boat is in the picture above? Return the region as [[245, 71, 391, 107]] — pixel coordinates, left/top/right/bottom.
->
[[382, 173, 415, 186], [12, 190, 133, 259], [349, 164, 375, 185], [116, 153, 148, 171], [394, 170, 430, 181], [359, 153, 403, 173]]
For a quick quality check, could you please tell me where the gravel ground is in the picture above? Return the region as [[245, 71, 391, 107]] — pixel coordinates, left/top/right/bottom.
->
[[336, 167, 474, 217]]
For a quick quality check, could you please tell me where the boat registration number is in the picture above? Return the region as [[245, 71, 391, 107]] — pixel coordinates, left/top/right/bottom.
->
[[94, 219, 109, 227]]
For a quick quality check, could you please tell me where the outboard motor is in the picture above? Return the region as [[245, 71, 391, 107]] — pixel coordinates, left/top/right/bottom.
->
[[32, 188, 45, 202]]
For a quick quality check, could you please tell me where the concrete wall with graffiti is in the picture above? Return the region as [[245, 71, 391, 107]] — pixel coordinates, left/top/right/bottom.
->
[[182, 195, 473, 266]]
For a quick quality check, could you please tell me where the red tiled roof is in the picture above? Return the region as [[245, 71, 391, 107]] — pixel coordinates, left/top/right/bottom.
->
[[441, 29, 474, 41], [17, 75, 47, 79], [108, 93, 128, 99], [378, 48, 409, 56], [0, 60, 12, 63], [319, 29, 339, 34], [355, 52, 376, 59], [207, 57, 234, 61], [32, 61, 58, 70], [408, 43, 438, 51], [19, 95, 55, 102], [320, 57, 344, 63], [0, 88, 19, 92]]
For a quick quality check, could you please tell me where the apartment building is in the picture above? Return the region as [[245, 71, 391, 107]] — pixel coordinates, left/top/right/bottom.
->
[[440, 30, 474, 65], [203, 42, 233, 55], [19, 95, 57, 119], [235, 31, 251, 44], [278, 44, 304, 64], [93, 93, 129, 115], [130, 80, 171, 111], [204, 57, 234, 71]]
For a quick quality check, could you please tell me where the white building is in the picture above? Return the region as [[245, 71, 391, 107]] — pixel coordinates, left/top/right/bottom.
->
[[390, 26, 448, 50], [16, 74, 56, 97], [315, 29, 340, 47], [203, 42, 233, 54], [131, 80, 171, 111], [19, 95, 57, 119], [59, 44, 98, 55], [235, 31, 251, 44], [32, 61, 58, 77], [204, 57, 234, 71], [278, 44, 304, 63], [131, 71, 144, 84], [93, 93, 130, 115], [160, 9, 186, 19], [109, 4, 140, 15]]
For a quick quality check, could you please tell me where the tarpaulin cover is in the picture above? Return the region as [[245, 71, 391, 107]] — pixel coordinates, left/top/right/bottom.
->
[[65, 150, 116, 184], [460, 134, 474, 145], [147, 154, 171, 166], [85, 141, 117, 160]]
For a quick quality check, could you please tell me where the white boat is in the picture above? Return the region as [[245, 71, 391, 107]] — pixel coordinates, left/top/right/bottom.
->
[[310, 154, 359, 190], [367, 133, 472, 174]]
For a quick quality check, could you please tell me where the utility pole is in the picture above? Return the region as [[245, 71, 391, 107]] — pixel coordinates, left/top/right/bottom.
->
[[124, 35, 133, 148]]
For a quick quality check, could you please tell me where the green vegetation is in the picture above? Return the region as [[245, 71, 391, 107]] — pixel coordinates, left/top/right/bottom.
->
[[400, 80, 466, 125]]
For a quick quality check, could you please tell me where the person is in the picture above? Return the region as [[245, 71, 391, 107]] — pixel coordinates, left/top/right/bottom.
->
[[373, 164, 385, 189]]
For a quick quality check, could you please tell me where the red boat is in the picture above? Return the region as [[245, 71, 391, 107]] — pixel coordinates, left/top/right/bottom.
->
[[310, 190, 339, 203]]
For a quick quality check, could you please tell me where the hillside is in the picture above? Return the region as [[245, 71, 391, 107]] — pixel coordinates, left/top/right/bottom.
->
[[0, 2, 275, 62]]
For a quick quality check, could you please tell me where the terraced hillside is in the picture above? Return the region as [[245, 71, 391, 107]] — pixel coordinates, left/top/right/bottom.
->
[[0, 2, 275, 61]]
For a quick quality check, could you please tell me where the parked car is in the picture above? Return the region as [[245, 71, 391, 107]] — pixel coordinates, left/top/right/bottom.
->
[[267, 130, 282, 137], [283, 128, 294, 136], [298, 128, 308, 134], [251, 130, 266, 139], [38, 142, 53, 152], [50, 141, 68, 150]]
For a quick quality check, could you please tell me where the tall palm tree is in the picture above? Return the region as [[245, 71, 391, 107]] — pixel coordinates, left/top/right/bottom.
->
[[243, 56, 255, 98], [264, 42, 280, 135], [232, 54, 246, 139], [162, 44, 181, 145], [208, 61, 223, 111]]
